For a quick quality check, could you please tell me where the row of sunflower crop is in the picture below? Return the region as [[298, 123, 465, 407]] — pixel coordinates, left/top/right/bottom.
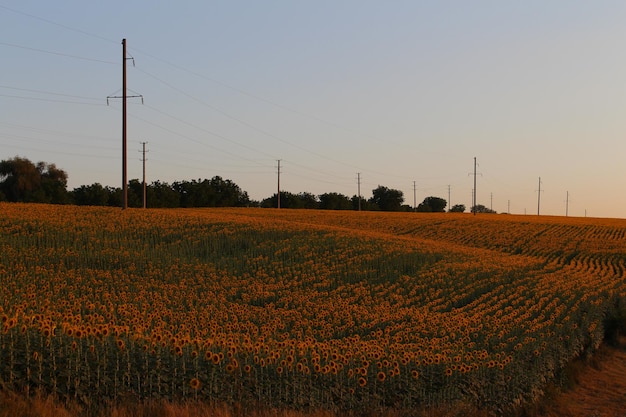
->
[[0, 203, 624, 414]]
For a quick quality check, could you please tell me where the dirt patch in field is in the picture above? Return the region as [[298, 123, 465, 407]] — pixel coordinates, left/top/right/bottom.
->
[[540, 337, 626, 417]]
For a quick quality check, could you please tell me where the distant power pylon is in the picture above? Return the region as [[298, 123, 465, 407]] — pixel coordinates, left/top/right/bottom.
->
[[468, 157, 481, 215], [276, 159, 281, 209], [139, 142, 148, 209], [536, 177, 543, 215], [357, 173, 361, 211]]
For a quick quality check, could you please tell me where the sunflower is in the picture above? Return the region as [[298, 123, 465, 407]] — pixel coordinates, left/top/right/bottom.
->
[[189, 378, 201, 390]]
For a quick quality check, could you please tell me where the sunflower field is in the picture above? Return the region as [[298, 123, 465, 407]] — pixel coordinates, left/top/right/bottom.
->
[[1, 203, 625, 414]]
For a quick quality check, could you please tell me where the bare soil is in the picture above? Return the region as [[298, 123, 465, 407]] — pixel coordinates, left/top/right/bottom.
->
[[539, 337, 626, 417]]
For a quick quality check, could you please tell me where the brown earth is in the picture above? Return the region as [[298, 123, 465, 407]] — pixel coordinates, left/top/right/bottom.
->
[[539, 337, 626, 417]]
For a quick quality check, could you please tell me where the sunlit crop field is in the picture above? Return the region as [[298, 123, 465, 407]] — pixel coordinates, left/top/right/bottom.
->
[[1, 203, 625, 414]]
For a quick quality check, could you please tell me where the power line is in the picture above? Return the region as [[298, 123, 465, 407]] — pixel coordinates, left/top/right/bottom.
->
[[0, 93, 106, 106], [0, 5, 118, 44], [0, 41, 117, 64], [0, 85, 103, 101]]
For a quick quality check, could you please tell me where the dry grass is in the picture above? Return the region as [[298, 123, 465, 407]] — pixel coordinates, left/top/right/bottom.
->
[[0, 393, 489, 417], [3, 337, 626, 417]]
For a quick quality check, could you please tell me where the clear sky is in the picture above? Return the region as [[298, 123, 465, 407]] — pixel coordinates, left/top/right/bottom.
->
[[1, 1, 625, 217]]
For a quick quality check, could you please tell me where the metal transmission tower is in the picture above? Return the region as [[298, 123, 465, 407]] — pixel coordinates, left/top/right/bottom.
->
[[107, 39, 143, 210]]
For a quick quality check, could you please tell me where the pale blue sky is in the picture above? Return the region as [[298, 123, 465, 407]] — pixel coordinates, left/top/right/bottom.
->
[[1, 1, 625, 217]]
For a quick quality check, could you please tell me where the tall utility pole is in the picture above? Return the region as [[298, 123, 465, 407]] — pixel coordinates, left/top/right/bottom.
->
[[565, 191, 569, 217], [537, 177, 542, 215], [508, 200, 511, 214], [490, 192, 493, 212], [107, 38, 142, 210], [472, 157, 477, 215], [448, 185, 451, 212], [277, 159, 281, 209], [139, 142, 148, 209], [122, 39, 128, 210], [357, 173, 361, 211], [413, 181, 417, 211]]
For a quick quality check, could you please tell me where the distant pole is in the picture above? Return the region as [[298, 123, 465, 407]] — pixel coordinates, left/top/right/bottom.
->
[[357, 173, 361, 211], [490, 192, 493, 212], [413, 181, 417, 211], [566, 191, 569, 217], [508, 200, 510, 214], [448, 185, 451, 212], [140, 141, 148, 209], [537, 177, 541, 215], [277, 159, 281, 209], [473, 157, 477, 215]]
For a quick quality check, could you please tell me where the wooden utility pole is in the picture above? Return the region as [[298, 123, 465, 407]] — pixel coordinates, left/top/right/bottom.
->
[[107, 38, 142, 210], [122, 38, 128, 209], [413, 181, 417, 211]]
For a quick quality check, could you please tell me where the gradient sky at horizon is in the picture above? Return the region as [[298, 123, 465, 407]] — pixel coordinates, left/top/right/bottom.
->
[[1, 1, 625, 217]]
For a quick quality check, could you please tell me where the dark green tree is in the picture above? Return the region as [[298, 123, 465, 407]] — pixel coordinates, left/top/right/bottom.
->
[[416, 196, 447, 212], [147, 181, 180, 208], [71, 183, 110, 206], [369, 185, 404, 211], [351, 195, 376, 211], [449, 204, 466, 213], [319, 192, 352, 210], [472, 204, 497, 214], [0, 156, 68, 203], [298, 192, 319, 209], [261, 191, 301, 208]]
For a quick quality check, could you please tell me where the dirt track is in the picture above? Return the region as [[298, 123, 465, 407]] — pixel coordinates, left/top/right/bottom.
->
[[543, 338, 626, 417]]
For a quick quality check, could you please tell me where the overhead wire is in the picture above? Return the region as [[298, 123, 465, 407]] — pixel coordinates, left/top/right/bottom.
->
[[0, 3, 457, 197]]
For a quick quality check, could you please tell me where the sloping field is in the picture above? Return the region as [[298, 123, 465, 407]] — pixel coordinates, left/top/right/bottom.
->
[[1, 203, 625, 415]]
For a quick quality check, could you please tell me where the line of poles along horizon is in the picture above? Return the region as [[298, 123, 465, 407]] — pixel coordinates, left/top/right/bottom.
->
[[112, 39, 575, 216]]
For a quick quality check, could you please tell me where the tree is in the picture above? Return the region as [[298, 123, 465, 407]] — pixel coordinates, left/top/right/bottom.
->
[[0, 156, 68, 203], [369, 186, 404, 212], [319, 192, 352, 210], [38, 162, 70, 204], [261, 191, 293, 208], [147, 180, 180, 208], [298, 192, 319, 209], [71, 183, 110, 206], [449, 204, 466, 213], [472, 204, 497, 214], [416, 196, 447, 213]]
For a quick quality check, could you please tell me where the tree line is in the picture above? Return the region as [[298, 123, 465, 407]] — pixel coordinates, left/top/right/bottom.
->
[[0, 156, 474, 212]]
